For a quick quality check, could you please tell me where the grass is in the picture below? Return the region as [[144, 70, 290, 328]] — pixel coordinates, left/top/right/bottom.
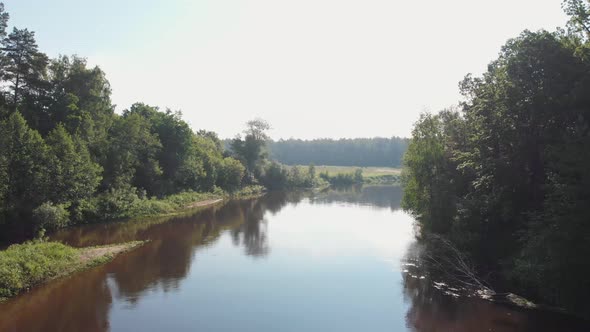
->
[[0, 186, 266, 301], [90, 185, 266, 222], [118, 190, 226, 220], [49, 186, 266, 248], [129, 185, 266, 217], [229, 185, 266, 198], [293, 165, 402, 185], [305, 165, 401, 177], [0, 240, 144, 300]]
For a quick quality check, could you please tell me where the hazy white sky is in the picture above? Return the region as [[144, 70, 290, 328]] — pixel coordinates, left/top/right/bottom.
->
[[6, 0, 568, 139]]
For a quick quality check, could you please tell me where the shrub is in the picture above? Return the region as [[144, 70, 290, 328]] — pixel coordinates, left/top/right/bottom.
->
[[231, 185, 266, 197], [318, 170, 364, 186], [261, 162, 289, 190], [32, 202, 70, 233], [218, 157, 245, 192], [0, 241, 78, 298], [92, 185, 140, 220], [69, 198, 98, 224], [354, 168, 364, 183]]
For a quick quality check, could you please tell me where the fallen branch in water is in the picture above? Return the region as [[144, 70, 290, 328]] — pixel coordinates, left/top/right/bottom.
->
[[421, 234, 493, 292]]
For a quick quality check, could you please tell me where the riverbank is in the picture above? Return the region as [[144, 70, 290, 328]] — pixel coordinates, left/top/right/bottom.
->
[[0, 186, 267, 301], [0, 240, 144, 301], [75, 185, 266, 224], [136, 185, 266, 218]]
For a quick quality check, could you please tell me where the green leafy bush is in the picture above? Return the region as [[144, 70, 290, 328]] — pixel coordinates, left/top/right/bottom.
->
[[92, 185, 141, 220], [319, 171, 363, 186], [231, 185, 266, 197], [0, 241, 78, 298], [260, 162, 322, 190], [218, 157, 245, 192], [32, 202, 70, 232]]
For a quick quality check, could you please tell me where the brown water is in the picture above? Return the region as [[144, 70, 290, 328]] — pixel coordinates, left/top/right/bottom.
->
[[0, 186, 588, 332]]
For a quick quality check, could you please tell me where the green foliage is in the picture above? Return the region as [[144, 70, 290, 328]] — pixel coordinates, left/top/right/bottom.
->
[[190, 134, 221, 192], [0, 3, 8, 39], [267, 137, 408, 167], [319, 167, 365, 186], [0, 112, 52, 233], [103, 110, 162, 193], [218, 157, 245, 192], [402, 25, 590, 315], [259, 162, 323, 190], [32, 202, 70, 233], [126, 189, 222, 218], [80, 187, 224, 222], [311, 165, 400, 177], [260, 161, 289, 190], [563, 0, 590, 40], [44, 55, 114, 149], [0, 1, 382, 247], [45, 124, 102, 205], [1, 28, 48, 110], [354, 168, 363, 183], [362, 174, 400, 185], [230, 119, 271, 179], [0, 1, 342, 242], [88, 185, 141, 221], [320, 173, 355, 186], [0, 240, 144, 300], [230, 185, 266, 198], [0, 241, 78, 298], [402, 111, 465, 234]]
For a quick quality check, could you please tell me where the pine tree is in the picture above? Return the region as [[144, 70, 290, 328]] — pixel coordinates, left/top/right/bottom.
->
[[1, 28, 48, 109]]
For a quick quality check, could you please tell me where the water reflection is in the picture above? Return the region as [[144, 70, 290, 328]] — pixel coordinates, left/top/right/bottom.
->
[[311, 185, 403, 210], [0, 260, 113, 331], [0, 186, 588, 332], [402, 244, 530, 331], [401, 242, 590, 332], [0, 199, 273, 332], [230, 199, 270, 257]]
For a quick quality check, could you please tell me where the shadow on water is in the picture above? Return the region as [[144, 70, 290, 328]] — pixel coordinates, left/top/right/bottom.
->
[[0, 198, 281, 332], [401, 242, 590, 332], [310, 184, 403, 211], [0, 185, 589, 331]]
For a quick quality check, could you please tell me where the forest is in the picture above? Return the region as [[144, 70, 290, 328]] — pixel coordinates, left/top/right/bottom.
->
[[402, 0, 590, 316], [266, 137, 408, 167], [3, 0, 590, 320], [0, 3, 320, 243]]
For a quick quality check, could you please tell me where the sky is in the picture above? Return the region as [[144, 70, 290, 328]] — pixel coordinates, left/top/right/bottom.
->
[[4, 0, 568, 139]]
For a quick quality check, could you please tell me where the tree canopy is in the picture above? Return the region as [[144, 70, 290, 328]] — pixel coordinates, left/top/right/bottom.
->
[[0, 3, 252, 240], [402, 4, 590, 316]]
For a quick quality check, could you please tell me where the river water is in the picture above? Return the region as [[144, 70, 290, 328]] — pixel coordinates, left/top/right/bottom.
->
[[0, 186, 588, 331]]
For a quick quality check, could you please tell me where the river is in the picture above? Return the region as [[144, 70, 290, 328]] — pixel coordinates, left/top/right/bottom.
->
[[0, 186, 588, 331]]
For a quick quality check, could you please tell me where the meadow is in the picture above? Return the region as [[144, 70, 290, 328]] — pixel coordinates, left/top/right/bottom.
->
[[311, 166, 402, 177]]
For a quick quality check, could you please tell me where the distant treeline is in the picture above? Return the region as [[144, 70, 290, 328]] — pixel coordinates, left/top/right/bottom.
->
[[265, 138, 408, 167], [0, 3, 323, 242]]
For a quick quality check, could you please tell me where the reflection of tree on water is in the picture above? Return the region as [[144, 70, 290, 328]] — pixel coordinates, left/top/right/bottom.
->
[[109, 200, 273, 301], [0, 187, 410, 331], [0, 260, 113, 332], [231, 199, 269, 257], [311, 185, 403, 211], [108, 194, 305, 302], [401, 242, 590, 332], [229, 192, 301, 257], [0, 198, 284, 331], [402, 241, 531, 332]]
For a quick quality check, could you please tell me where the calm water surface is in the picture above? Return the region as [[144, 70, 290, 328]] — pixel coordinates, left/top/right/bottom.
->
[[0, 186, 588, 332]]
